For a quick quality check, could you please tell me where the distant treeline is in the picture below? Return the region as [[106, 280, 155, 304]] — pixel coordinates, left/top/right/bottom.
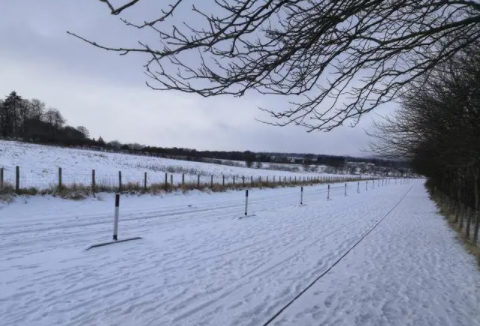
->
[[0, 91, 408, 171]]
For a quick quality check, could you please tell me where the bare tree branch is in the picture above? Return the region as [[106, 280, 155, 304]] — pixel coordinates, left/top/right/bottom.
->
[[71, 0, 480, 131]]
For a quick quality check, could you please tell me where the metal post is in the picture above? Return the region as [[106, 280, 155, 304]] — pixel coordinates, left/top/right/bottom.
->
[[300, 186, 304, 205], [223, 175, 225, 187], [327, 184, 330, 200], [113, 194, 120, 241], [345, 183, 347, 196], [245, 190, 249, 216]]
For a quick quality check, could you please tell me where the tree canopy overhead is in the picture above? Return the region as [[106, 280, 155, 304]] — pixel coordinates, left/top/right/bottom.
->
[[69, 0, 480, 131]]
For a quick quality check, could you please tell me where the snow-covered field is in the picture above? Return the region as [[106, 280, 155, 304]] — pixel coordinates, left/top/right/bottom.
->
[[0, 141, 351, 190], [1, 180, 479, 326]]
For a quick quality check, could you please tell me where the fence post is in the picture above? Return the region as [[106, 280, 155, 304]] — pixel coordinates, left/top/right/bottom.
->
[[266, 176, 268, 185], [474, 211, 479, 245], [294, 176, 297, 184], [466, 207, 472, 240], [0, 167, 3, 191], [170, 174, 173, 186], [259, 176, 262, 186], [211, 175, 214, 188], [58, 167, 62, 189], [118, 171, 122, 192], [251, 176, 254, 186], [197, 174, 200, 188], [244, 190, 249, 216], [459, 203, 465, 230], [345, 183, 347, 196], [144, 172, 147, 191], [300, 186, 304, 205], [164, 173, 168, 190], [366, 181, 368, 191], [92, 169, 96, 196], [273, 176, 275, 184], [15, 166, 20, 193], [242, 176, 245, 187], [223, 175, 225, 187], [327, 184, 330, 200], [182, 174, 185, 189], [357, 181, 360, 193], [233, 176, 236, 186], [113, 194, 120, 241]]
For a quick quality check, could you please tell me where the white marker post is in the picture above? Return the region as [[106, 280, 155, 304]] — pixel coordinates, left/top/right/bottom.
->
[[113, 194, 120, 241], [86, 193, 142, 250], [245, 190, 249, 216]]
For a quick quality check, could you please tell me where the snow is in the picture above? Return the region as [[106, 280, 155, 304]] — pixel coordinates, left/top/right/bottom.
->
[[0, 140, 348, 190], [1, 180, 479, 326]]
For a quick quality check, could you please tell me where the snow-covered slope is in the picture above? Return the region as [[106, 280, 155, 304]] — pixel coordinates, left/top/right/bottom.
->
[[0, 181, 478, 326], [0, 140, 348, 190]]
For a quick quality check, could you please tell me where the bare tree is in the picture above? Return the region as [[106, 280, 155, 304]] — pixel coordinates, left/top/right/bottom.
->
[[369, 42, 480, 209], [69, 0, 480, 131], [77, 126, 90, 138]]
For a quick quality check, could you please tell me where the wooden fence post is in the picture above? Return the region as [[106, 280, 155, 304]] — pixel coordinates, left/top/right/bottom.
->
[[466, 207, 472, 240], [92, 169, 96, 196], [58, 167, 62, 189], [118, 171, 122, 192], [15, 166, 20, 193], [170, 174, 173, 186], [473, 211, 479, 245], [144, 172, 147, 191], [223, 175, 225, 187], [164, 173, 168, 189], [211, 175, 214, 188], [0, 167, 4, 191]]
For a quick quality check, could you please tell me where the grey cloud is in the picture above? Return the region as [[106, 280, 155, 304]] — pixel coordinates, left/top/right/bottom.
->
[[0, 0, 396, 156]]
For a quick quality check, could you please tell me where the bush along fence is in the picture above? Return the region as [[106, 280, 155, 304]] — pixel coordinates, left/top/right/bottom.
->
[[430, 186, 480, 250], [0, 166, 384, 198]]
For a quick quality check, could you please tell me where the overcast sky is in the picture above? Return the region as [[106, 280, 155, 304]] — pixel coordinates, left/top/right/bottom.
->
[[0, 0, 396, 157]]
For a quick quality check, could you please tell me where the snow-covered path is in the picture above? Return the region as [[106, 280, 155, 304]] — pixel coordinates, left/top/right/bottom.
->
[[1, 181, 479, 326]]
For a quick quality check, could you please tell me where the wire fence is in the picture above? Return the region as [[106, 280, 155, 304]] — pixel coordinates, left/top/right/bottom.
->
[[0, 165, 374, 195], [432, 188, 480, 248]]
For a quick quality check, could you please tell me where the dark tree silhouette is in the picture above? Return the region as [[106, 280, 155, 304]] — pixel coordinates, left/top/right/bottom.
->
[[69, 0, 480, 131]]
